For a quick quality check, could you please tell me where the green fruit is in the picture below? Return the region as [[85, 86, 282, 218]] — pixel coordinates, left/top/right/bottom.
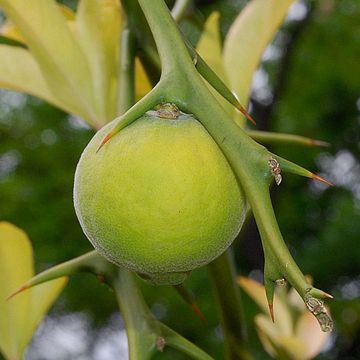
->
[[74, 108, 246, 285]]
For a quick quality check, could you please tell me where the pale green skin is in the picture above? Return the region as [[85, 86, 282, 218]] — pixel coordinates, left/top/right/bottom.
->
[[74, 111, 246, 285]]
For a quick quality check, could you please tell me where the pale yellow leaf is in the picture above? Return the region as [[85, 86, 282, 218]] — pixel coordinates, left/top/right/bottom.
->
[[0, 21, 23, 43], [0, 222, 32, 360], [0, 4, 75, 44], [255, 314, 279, 357], [223, 0, 294, 126], [75, 0, 121, 122], [277, 336, 308, 360], [196, 12, 225, 79], [196, 12, 233, 116], [0, 0, 98, 126], [0, 45, 80, 115], [256, 315, 307, 360], [238, 276, 293, 336], [295, 312, 329, 360], [135, 58, 152, 101], [25, 278, 68, 351], [0, 222, 67, 360]]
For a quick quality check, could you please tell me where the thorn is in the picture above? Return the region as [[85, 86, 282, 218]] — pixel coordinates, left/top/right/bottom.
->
[[96, 131, 114, 153], [7, 284, 29, 300], [310, 139, 330, 148], [191, 303, 207, 324], [268, 303, 275, 323], [323, 292, 334, 300], [174, 284, 207, 324], [311, 174, 334, 187], [237, 104, 256, 125]]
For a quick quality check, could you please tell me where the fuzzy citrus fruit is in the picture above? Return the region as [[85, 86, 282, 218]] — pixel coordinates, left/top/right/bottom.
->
[[74, 106, 246, 284]]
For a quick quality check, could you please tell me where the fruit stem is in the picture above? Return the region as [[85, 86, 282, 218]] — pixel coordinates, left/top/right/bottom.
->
[[113, 270, 160, 359], [135, 0, 333, 331], [208, 250, 254, 360]]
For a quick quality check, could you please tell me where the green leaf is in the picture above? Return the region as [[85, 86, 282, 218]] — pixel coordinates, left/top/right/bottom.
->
[[223, 0, 294, 126], [0, 0, 99, 126], [75, 0, 122, 122], [0, 222, 67, 360]]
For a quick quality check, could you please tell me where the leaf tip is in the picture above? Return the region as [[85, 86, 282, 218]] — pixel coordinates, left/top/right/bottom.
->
[[310, 139, 330, 148]]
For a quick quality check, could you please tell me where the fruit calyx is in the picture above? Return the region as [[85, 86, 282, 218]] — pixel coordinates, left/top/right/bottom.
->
[[154, 102, 182, 119]]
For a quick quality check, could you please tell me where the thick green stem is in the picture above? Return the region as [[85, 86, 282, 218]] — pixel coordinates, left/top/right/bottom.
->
[[113, 271, 159, 359], [208, 251, 254, 360], [136, 0, 316, 318], [117, 27, 136, 115], [137, 0, 193, 76]]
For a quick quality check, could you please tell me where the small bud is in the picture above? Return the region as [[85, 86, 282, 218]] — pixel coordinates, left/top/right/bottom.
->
[[316, 312, 334, 332], [156, 336, 166, 352], [275, 278, 286, 286], [304, 292, 333, 332], [268, 157, 282, 185]]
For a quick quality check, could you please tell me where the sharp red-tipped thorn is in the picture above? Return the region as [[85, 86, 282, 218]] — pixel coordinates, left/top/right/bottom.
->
[[191, 303, 207, 324], [322, 291, 334, 300], [310, 139, 330, 148], [238, 105, 256, 126], [312, 174, 334, 187], [96, 132, 114, 153], [7, 285, 29, 301], [268, 303, 275, 323]]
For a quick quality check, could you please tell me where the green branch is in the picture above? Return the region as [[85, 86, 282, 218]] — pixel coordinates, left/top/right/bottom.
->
[[132, 0, 333, 333], [208, 251, 254, 360]]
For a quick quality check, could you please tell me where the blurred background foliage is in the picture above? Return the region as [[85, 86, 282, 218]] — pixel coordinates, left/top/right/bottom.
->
[[0, 0, 359, 359]]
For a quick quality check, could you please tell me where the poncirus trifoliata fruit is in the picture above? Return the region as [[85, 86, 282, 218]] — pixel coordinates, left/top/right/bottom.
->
[[74, 107, 246, 285]]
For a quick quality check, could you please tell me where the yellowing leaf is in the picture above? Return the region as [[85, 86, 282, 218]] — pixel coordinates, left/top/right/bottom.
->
[[0, 45, 77, 114], [196, 12, 225, 80], [0, 21, 23, 43], [196, 12, 233, 116], [276, 336, 307, 360], [0, 0, 99, 126], [0, 222, 67, 360], [255, 315, 306, 360], [0, 4, 76, 44], [75, 0, 122, 122], [238, 277, 292, 337], [223, 0, 294, 126], [295, 312, 329, 360], [254, 314, 279, 357], [135, 58, 152, 100]]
